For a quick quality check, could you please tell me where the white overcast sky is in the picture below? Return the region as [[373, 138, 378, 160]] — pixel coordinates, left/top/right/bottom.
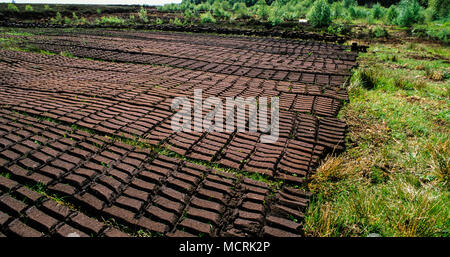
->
[[0, 0, 181, 5]]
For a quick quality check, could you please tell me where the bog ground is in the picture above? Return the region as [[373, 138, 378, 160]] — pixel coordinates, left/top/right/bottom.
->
[[0, 28, 358, 237]]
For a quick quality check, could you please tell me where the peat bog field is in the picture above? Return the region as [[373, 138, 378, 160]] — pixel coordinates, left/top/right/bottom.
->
[[0, 28, 359, 237]]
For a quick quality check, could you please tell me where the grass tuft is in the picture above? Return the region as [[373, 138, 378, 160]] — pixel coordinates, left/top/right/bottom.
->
[[354, 68, 379, 90]]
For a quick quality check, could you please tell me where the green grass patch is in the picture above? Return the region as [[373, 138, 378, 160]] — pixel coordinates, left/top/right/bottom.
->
[[304, 41, 449, 237]]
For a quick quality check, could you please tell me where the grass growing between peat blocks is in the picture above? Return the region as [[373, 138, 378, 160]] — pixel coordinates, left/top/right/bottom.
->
[[303, 41, 449, 237]]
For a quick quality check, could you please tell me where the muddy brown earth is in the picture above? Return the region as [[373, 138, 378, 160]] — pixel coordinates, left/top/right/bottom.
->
[[0, 29, 358, 237]]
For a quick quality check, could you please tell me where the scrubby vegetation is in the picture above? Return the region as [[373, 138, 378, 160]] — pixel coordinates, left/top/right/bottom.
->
[[153, 0, 448, 42], [162, 0, 447, 26], [2, 1, 448, 42]]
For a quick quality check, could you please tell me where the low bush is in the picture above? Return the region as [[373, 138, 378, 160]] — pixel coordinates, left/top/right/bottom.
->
[[233, 2, 250, 19], [425, 27, 449, 43], [200, 12, 216, 23], [64, 16, 71, 25], [213, 6, 231, 19], [254, 0, 270, 20], [331, 2, 345, 19], [72, 12, 79, 23], [78, 17, 87, 25], [343, 0, 357, 8], [428, 0, 449, 20], [172, 17, 184, 26], [370, 25, 388, 37], [268, 6, 285, 26], [25, 5, 34, 12], [371, 3, 385, 20], [7, 3, 19, 12], [268, 14, 284, 26], [385, 5, 399, 25], [139, 6, 148, 23], [348, 5, 369, 19], [195, 2, 212, 12], [97, 16, 126, 26], [396, 0, 422, 27], [184, 9, 193, 20], [50, 12, 63, 24], [307, 0, 332, 28], [158, 3, 182, 12], [328, 22, 350, 35]]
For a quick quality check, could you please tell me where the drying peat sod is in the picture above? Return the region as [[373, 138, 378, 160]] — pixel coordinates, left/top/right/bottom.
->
[[0, 0, 448, 238]]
